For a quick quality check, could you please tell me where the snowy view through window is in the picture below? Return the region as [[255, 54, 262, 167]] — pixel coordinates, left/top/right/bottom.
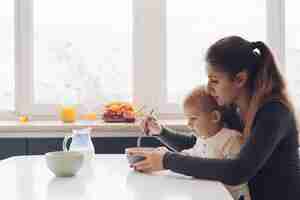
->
[[0, 1, 14, 110], [286, 1, 300, 105], [34, 0, 132, 109], [167, 0, 265, 103]]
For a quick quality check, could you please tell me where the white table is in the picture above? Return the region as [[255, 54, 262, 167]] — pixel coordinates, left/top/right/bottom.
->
[[0, 155, 233, 200]]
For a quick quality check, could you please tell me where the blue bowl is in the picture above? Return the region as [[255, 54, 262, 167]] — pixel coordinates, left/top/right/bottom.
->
[[126, 154, 146, 165], [125, 147, 155, 165]]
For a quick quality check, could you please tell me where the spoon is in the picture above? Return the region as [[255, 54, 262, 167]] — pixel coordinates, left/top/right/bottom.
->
[[136, 136, 178, 152]]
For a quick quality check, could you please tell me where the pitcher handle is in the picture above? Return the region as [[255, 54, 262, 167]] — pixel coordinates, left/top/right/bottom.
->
[[63, 135, 72, 152]]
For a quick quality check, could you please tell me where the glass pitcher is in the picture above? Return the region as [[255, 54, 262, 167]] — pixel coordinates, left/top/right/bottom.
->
[[63, 127, 95, 161]]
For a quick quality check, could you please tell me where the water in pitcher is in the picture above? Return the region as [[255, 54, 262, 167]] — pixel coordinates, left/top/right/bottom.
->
[[69, 128, 95, 161]]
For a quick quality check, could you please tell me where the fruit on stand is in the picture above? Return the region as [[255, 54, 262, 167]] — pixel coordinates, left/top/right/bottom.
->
[[102, 102, 136, 123], [19, 116, 29, 123]]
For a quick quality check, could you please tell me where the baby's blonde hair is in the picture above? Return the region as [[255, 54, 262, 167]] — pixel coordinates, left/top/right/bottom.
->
[[183, 85, 221, 113]]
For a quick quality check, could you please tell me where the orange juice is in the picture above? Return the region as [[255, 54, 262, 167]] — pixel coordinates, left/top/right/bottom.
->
[[81, 112, 97, 121], [60, 106, 77, 123]]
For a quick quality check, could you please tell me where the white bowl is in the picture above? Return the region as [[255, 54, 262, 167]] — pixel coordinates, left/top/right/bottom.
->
[[45, 151, 84, 177]]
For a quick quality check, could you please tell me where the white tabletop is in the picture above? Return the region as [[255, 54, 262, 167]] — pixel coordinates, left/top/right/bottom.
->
[[0, 155, 233, 200]]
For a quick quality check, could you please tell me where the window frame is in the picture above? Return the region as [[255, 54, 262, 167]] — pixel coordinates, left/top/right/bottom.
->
[[0, 0, 288, 119]]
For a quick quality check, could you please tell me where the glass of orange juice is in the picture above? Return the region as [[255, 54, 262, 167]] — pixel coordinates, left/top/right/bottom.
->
[[59, 85, 80, 123], [60, 105, 77, 123], [81, 112, 97, 121]]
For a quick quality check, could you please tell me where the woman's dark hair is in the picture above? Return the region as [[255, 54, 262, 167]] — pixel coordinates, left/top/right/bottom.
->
[[205, 36, 295, 140]]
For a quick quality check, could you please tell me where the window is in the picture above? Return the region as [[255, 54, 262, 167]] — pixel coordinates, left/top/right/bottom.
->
[[167, 0, 266, 104], [286, 1, 300, 105], [1, 1, 299, 119], [0, 1, 14, 111], [34, 0, 132, 107]]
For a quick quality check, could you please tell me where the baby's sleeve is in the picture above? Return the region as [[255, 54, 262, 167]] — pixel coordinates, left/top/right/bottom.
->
[[181, 139, 204, 157], [221, 133, 242, 159], [181, 149, 193, 156]]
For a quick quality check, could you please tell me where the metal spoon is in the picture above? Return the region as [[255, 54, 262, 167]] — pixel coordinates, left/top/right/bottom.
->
[[154, 136, 178, 152], [136, 135, 178, 152]]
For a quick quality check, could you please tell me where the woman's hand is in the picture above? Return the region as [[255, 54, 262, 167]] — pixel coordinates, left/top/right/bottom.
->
[[140, 115, 162, 135], [126, 147, 169, 173]]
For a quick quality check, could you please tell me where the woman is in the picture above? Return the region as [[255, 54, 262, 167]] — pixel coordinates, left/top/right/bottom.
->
[[127, 36, 300, 199]]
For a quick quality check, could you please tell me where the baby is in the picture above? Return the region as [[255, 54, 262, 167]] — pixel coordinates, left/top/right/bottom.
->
[[181, 85, 251, 200]]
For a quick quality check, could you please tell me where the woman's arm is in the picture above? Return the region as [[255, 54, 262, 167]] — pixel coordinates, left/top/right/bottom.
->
[[163, 102, 293, 185], [159, 105, 242, 151], [159, 127, 197, 151]]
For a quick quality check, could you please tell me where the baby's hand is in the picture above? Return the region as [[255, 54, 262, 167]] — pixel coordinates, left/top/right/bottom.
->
[[180, 149, 191, 156], [156, 146, 169, 152], [140, 115, 162, 135]]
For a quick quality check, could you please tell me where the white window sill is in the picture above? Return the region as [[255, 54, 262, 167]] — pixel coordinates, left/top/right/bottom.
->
[[0, 120, 188, 138]]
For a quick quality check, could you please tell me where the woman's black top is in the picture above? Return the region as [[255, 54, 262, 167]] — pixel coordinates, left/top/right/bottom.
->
[[161, 102, 300, 200]]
